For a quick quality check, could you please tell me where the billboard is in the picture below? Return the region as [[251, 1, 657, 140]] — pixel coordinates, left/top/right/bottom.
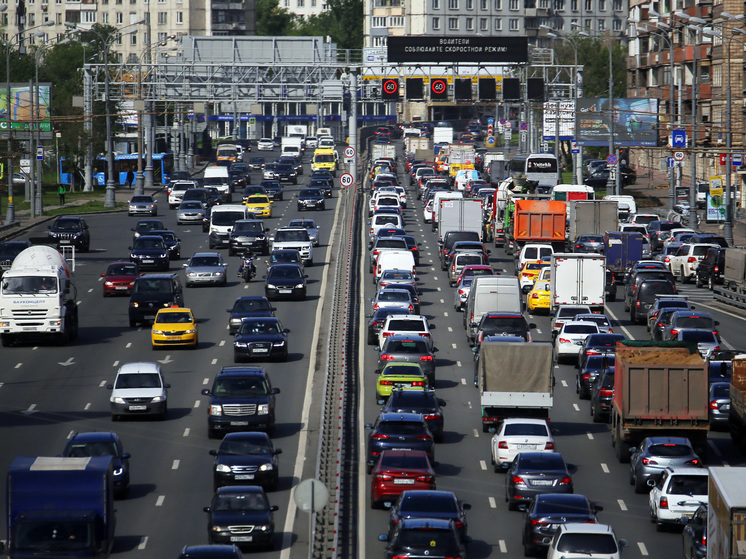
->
[[387, 36, 529, 64], [0, 84, 52, 132], [576, 98, 658, 147], [542, 100, 575, 141]]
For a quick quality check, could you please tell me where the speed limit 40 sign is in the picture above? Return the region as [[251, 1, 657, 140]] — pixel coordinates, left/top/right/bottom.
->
[[339, 172, 354, 188]]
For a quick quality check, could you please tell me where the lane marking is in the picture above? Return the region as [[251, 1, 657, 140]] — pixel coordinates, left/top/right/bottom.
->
[[498, 541, 507, 553], [84, 403, 91, 410], [618, 499, 628, 511], [99, 381, 106, 388], [155, 495, 165, 507], [473, 429, 479, 438], [461, 378, 466, 385], [219, 340, 226, 347], [126, 342, 132, 348], [572, 403, 580, 411], [638, 542, 649, 556], [203, 378, 209, 385], [456, 361, 462, 367], [183, 428, 190, 437], [437, 287, 441, 292], [113, 361, 119, 367], [26, 404, 36, 412], [138, 537, 148, 550], [587, 433, 594, 440], [480, 460, 487, 470], [211, 358, 218, 365], [443, 312, 448, 317], [172, 460, 180, 470], [536, 328, 542, 334], [452, 343, 457, 348], [194, 400, 201, 408], [561, 380, 568, 387], [468, 401, 472, 409], [448, 326, 453, 332], [488, 497, 497, 508], [601, 463, 610, 473], [14, 363, 21, 369], [87, 288, 93, 293]]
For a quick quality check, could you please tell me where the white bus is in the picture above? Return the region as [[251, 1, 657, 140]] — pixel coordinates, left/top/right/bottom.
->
[[508, 154, 559, 194]]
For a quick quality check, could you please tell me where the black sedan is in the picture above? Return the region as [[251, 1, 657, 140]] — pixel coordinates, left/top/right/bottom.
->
[[204, 486, 278, 550], [365, 412, 434, 474], [576, 354, 615, 399], [382, 388, 445, 442], [522, 493, 601, 556], [63, 431, 131, 498], [129, 235, 170, 271], [583, 165, 637, 189], [227, 296, 276, 335], [297, 188, 326, 211], [149, 229, 182, 260], [577, 333, 625, 370], [591, 368, 615, 423], [274, 164, 297, 184], [262, 181, 283, 201], [388, 490, 471, 542], [209, 431, 281, 491], [505, 451, 573, 511], [233, 317, 289, 362], [48, 216, 91, 252], [309, 177, 333, 198], [264, 264, 308, 300]]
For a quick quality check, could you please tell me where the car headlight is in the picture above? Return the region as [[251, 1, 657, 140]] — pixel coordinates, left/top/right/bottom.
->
[[151, 396, 166, 403], [131, 302, 140, 308], [104, 281, 114, 286], [161, 253, 168, 258], [230, 318, 242, 324], [184, 328, 196, 334], [273, 341, 285, 347], [259, 463, 274, 471], [211, 525, 229, 532], [295, 283, 305, 289], [113, 467, 124, 476], [267, 284, 276, 289], [152, 329, 164, 335], [215, 464, 232, 473], [112, 397, 126, 404], [235, 342, 247, 347], [255, 524, 271, 532], [163, 302, 171, 307], [215, 271, 224, 277], [257, 404, 269, 415], [209, 404, 223, 416], [187, 271, 198, 277]]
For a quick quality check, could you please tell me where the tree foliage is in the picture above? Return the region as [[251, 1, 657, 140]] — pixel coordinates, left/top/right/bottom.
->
[[550, 35, 627, 98]]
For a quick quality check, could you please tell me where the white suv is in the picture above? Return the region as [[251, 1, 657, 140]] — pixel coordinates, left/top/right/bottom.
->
[[378, 314, 432, 350], [107, 362, 170, 421], [648, 467, 708, 531], [168, 181, 195, 209], [546, 523, 627, 559], [270, 228, 314, 265], [668, 243, 720, 283]]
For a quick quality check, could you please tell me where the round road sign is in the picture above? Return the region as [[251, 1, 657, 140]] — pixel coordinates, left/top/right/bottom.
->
[[339, 172, 354, 188], [293, 478, 329, 513], [504, 121, 512, 129], [673, 151, 685, 161], [606, 154, 618, 165], [487, 117, 495, 124], [431, 79, 447, 96], [520, 122, 528, 131], [382, 79, 399, 96], [344, 146, 355, 159]]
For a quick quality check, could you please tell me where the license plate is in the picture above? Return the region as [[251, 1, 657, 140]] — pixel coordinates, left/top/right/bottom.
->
[[394, 478, 415, 485], [115, 286, 128, 290], [516, 444, 536, 449], [235, 474, 255, 480], [143, 259, 154, 264], [230, 536, 253, 542], [252, 348, 269, 353], [60, 240, 71, 244], [129, 405, 147, 411], [230, 421, 249, 426], [279, 289, 292, 294], [531, 479, 553, 486], [22, 327, 36, 331]]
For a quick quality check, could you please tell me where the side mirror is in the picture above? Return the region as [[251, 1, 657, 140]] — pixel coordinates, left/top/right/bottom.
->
[[272, 387, 281, 394], [282, 328, 290, 334], [462, 503, 472, 510], [106, 383, 114, 390], [201, 388, 211, 396], [274, 449, 283, 455], [164, 383, 171, 389], [618, 539, 627, 548], [377, 535, 389, 542], [128, 247, 133, 251], [364, 423, 373, 430], [122, 452, 132, 459], [100, 273, 106, 277], [438, 399, 447, 407], [270, 505, 280, 512], [209, 450, 218, 456], [203, 506, 211, 513], [529, 323, 537, 329], [182, 263, 188, 268]]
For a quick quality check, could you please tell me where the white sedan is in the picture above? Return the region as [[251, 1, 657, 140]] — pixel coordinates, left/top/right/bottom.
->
[[554, 321, 600, 363], [257, 138, 274, 151], [490, 418, 555, 472]]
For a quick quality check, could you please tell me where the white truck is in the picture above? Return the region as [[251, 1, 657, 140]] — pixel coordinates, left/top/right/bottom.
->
[[437, 198, 483, 244], [404, 137, 430, 155], [707, 467, 746, 559], [0, 246, 79, 346], [549, 253, 606, 313], [281, 136, 303, 158], [476, 341, 553, 432], [371, 143, 396, 161], [567, 200, 619, 247], [285, 125, 308, 147], [433, 126, 454, 145]]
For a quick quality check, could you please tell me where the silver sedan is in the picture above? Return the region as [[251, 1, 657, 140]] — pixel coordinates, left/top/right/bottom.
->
[[128, 195, 158, 217], [183, 252, 228, 287], [176, 200, 208, 228]]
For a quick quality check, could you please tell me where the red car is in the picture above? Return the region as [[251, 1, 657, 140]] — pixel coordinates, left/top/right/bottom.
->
[[101, 262, 140, 296], [455, 265, 496, 286], [370, 450, 436, 509]]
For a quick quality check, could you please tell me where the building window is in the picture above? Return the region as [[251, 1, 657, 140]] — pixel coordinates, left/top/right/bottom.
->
[[494, 0, 501, 8], [448, 0, 458, 9], [432, 0, 439, 8], [598, 19, 604, 30], [311, 0, 316, 6], [82, 11, 96, 22], [612, 18, 620, 31], [129, 12, 138, 22], [509, 17, 518, 29], [130, 32, 137, 45], [480, 0, 487, 8], [494, 17, 501, 29], [283, 0, 289, 6], [466, 16, 473, 29], [553, 0, 563, 8], [570, 0, 576, 9], [115, 11, 122, 22], [612, 0, 620, 9], [389, 15, 404, 26], [297, 0, 304, 7], [176, 11, 183, 22], [584, 0, 591, 9], [433, 16, 440, 28], [101, 12, 109, 22], [65, 10, 81, 22], [480, 17, 487, 29], [598, 0, 604, 8], [372, 36, 387, 46], [54, 13, 61, 23], [372, 15, 385, 26], [28, 12, 35, 24], [157, 11, 166, 23], [509, 0, 518, 9], [466, 0, 473, 8], [448, 16, 458, 29]]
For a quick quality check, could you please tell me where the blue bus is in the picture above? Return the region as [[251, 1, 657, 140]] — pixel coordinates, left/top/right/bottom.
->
[[60, 153, 174, 187]]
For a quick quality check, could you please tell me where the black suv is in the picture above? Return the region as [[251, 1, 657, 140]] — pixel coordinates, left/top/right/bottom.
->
[[201, 366, 280, 438], [128, 273, 184, 326], [382, 389, 446, 443], [47, 216, 90, 252], [228, 219, 270, 256], [695, 246, 725, 289]]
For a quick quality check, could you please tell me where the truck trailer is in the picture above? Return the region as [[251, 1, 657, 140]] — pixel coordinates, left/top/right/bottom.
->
[[549, 253, 606, 313], [707, 466, 746, 559]]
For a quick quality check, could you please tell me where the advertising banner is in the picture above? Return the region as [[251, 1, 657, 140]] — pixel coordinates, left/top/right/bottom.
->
[[0, 84, 52, 132], [576, 98, 658, 147], [542, 100, 575, 141]]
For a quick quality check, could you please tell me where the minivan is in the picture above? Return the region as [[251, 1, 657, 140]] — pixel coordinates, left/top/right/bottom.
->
[[465, 276, 522, 344], [629, 279, 677, 324], [376, 250, 416, 283], [107, 361, 170, 421]]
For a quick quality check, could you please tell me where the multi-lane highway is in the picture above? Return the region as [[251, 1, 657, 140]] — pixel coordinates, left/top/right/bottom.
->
[[1, 139, 745, 559]]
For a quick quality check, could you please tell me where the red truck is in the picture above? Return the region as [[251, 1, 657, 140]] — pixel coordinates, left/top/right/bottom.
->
[[610, 341, 709, 463]]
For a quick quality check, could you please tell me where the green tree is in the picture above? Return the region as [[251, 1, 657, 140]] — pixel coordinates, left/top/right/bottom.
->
[[294, 0, 364, 50], [551, 35, 627, 98], [256, 0, 297, 35]]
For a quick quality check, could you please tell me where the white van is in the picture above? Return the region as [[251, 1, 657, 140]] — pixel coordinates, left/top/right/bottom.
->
[[464, 276, 522, 344], [203, 166, 231, 202], [517, 243, 554, 270], [431, 191, 464, 225], [208, 204, 252, 249], [375, 250, 416, 283], [604, 194, 637, 219]]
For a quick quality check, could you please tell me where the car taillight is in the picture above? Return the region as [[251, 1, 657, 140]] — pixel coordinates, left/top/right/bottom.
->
[[420, 332, 431, 338], [558, 338, 571, 344], [498, 441, 508, 449], [664, 256, 671, 263], [373, 304, 380, 310], [453, 520, 464, 529], [530, 519, 549, 526], [641, 457, 658, 465], [408, 305, 414, 311], [377, 473, 393, 481], [531, 292, 540, 299], [670, 328, 679, 336], [587, 349, 601, 355], [701, 533, 707, 546], [554, 322, 561, 329], [380, 354, 395, 361], [688, 257, 697, 263], [660, 496, 669, 509], [512, 475, 526, 485], [459, 289, 467, 296], [636, 301, 641, 307], [415, 475, 434, 482], [685, 458, 700, 466], [419, 355, 433, 362], [558, 476, 572, 485], [713, 330, 719, 338], [411, 381, 426, 387], [582, 373, 592, 381], [371, 433, 389, 440], [380, 380, 397, 386], [599, 389, 613, 397], [714, 266, 719, 273], [373, 249, 380, 258], [710, 400, 720, 410], [423, 414, 439, 420], [415, 434, 432, 440], [545, 441, 555, 450]]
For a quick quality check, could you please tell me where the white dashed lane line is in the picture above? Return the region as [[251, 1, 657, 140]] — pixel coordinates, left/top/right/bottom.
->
[[183, 428, 190, 437], [638, 542, 649, 555], [138, 537, 148, 550], [155, 495, 165, 507], [560, 380, 568, 387], [172, 460, 180, 470], [618, 499, 627, 511], [601, 463, 610, 473], [488, 497, 496, 508]]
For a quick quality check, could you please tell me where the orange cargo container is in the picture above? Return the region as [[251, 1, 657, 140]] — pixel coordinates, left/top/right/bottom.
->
[[513, 199, 567, 244]]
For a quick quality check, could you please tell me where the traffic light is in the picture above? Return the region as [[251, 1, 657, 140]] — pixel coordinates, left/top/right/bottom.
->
[[502, 78, 521, 100], [527, 78, 544, 100], [381, 79, 400, 100], [430, 78, 448, 101], [406, 78, 424, 100], [478, 78, 496, 101], [454, 79, 472, 101]]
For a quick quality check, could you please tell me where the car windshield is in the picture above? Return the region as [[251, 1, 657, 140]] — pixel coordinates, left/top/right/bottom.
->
[[53, 219, 82, 231], [517, 453, 565, 470], [482, 317, 527, 333], [381, 365, 424, 377], [0, 243, 28, 260], [457, 255, 484, 266], [586, 355, 615, 369], [275, 230, 309, 242], [382, 271, 413, 280], [133, 279, 173, 294], [268, 266, 302, 279], [669, 475, 708, 495], [563, 324, 599, 334], [380, 453, 429, 469], [289, 220, 315, 229], [212, 212, 245, 226], [134, 238, 165, 250], [680, 330, 717, 343], [131, 196, 152, 203], [386, 340, 428, 353], [676, 317, 714, 329], [180, 202, 203, 210], [648, 444, 692, 457], [3, 276, 58, 294], [212, 493, 269, 512], [155, 312, 192, 324], [107, 264, 138, 276], [377, 239, 407, 249], [556, 533, 618, 553], [271, 253, 300, 264], [557, 307, 589, 319], [67, 442, 118, 457], [247, 196, 269, 204], [712, 384, 730, 398], [115, 373, 162, 389], [234, 299, 271, 313], [387, 320, 426, 332], [219, 440, 272, 456], [233, 222, 264, 234], [239, 321, 281, 335], [213, 378, 269, 396], [535, 498, 589, 515], [190, 256, 221, 267], [378, 291, 410, 302], [503, 423, 548, 437], [400, 494, 457, 513]]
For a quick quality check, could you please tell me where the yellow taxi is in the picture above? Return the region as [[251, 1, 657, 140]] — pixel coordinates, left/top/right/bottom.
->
[[151, 307, 198, 349], [526, 280, 551, 314], [244, 194, 272, 217], [519, 260, 549, 293]]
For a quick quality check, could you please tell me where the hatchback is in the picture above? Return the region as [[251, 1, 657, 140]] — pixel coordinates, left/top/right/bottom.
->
[[371, 288, 414, 313], [378, 314, 433, 351], [576, 333, 625, 370], [375, 363, 429, 405], [648, 467, 708, 531], [577, 354, 615, 399], [378, 518, 467, 559], [63, 432, 131, 498], [573, 234, 604, 253], [665, 311, 720, 342], [554, 321, 600, 363], [673, 329, 720, 358], [505, 451, 573, 511], [551, 305, 593, 337], [629, 437, 701, 493], [522, 493, 601, 557], [366, 308, 411, 345], [490, 418, 555, 471], [546, 523, 626, 559], [107, 361, 169, 421], [590, 368, 614, 423], [370, 450, 436, 509], [101, 262, 140, 297]]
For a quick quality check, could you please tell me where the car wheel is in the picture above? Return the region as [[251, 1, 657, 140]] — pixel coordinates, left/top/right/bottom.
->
[[695, 274, 703, 288], [159, 406, 167, 421], [709, 276, 715, 290], [523, 543, 536, 557], [634, 474, 648, 494], [367, 332, 377, 345]]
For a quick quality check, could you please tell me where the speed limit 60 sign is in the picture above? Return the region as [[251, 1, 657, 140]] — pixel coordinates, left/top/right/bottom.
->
[[344, 146, 356, 159], [339, 172, 354, 188]]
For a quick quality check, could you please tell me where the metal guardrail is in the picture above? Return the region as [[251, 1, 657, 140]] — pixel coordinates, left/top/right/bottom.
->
[[713, 286, 746, 311]]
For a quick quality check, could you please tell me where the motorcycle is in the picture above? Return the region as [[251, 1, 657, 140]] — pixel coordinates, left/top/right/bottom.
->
[[237, 252, 257, 283]]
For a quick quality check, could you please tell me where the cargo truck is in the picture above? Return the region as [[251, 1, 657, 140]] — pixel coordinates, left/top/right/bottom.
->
[[508, 198, 567, 252], [549, 253, 606, 313], [610, 341, 709, 463], [371, 143, 396, 162], [707, 466, 746, 559], [404, 137, 430, 155], [723, 248, 746, 294], [476, 341, 553, 432], [728, 355, 746, 449], [436, 198, 483, 244], [3, 456, 115, 558], [447, 144, 476, 182], [432, 126, 454, 146], [0, 246, 79, 346], [604, 231, 643, 283], [567, 200, 619, 248]]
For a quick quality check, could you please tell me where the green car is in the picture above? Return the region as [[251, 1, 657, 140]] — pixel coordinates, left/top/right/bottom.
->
[[375, 363, 429, 404]]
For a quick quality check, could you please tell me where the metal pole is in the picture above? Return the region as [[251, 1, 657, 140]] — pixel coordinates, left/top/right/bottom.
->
[[689, 29, 698, 228], [668, 31, 676, 211], [349, 71, 358, 188], [573, 43, 583, 186], [103, 41, 116, 208], [5, 40, 14, 223], [554, 100, 561, 183], [725, 35, 734, 244], [83, 67, 93, 191], [135, 108, 144, 194], [34, 63, 42, 214], [29, 78, 36, 217], [144, 15, 153, 188], [606, 39, 616, 195]]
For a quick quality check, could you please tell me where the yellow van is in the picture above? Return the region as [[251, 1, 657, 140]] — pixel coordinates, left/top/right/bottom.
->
[[312, 148, 337, 174]]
